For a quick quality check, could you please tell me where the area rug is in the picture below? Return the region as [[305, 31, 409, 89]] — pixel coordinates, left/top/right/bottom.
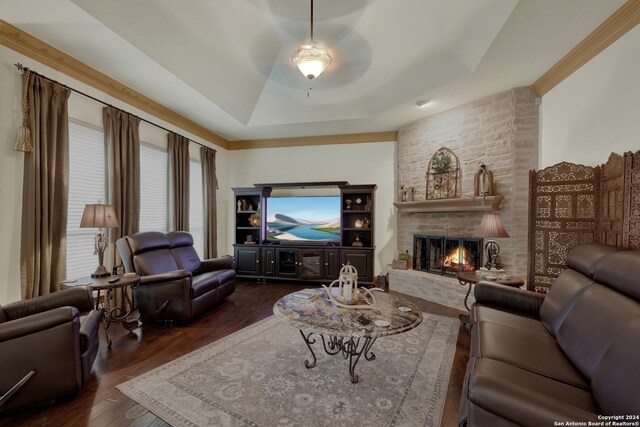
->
[[117, 313, 460, 427]]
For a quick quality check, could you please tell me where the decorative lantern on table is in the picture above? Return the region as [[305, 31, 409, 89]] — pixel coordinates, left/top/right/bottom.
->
[[323, 264, 384, 309]]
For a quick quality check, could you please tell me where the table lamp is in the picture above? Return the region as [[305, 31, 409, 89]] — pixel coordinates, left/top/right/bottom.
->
[[479, 213, 509, 270], [80, 203, 119, 277]]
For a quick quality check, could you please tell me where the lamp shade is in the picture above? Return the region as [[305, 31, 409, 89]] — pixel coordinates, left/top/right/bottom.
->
[[80, 204, 119, 229], [292, 41, 332, 80], [479, 213, 509, 238]]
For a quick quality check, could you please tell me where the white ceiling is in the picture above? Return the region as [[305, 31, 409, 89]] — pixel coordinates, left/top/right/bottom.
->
[[1, 0, 625, 142]]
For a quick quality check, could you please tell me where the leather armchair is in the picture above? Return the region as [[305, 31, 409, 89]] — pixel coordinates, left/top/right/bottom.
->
[[0, 287, 102, 413], [116, 231, 236, 322]]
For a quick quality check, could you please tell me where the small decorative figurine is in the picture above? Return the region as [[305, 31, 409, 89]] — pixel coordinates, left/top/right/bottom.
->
[[237, 200, 242, 212], [352, 234, 363, 247]]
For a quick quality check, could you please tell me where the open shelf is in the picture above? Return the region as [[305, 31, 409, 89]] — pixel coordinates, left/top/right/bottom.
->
[[237, 226, 260, 230], [343, 228, 372, 231]]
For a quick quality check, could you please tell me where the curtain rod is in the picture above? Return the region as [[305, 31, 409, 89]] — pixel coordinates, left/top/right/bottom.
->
[[13, 62, 214, 152]]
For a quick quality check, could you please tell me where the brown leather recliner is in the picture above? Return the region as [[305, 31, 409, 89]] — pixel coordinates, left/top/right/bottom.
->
[[459, 244, 640, 426], [116, 231, 236, 322], [0, 287, 102, 413]]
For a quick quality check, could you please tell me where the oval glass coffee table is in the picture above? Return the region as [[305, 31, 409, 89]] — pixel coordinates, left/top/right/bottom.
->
[[274, 290, 422, 383]]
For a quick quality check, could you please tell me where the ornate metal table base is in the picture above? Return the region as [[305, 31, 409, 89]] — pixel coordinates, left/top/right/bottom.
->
[[299, 330, 377, 384], [60, 275, 141, 349], [456, 271, 526, 325], [457, 277, 473, 324], [95, 286, 140, 349]]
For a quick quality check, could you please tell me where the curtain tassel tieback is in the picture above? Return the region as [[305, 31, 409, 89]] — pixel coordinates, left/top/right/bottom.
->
[[15, 69, 33, 153]]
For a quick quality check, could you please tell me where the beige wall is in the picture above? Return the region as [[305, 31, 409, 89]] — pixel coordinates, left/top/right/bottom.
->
[[540, 24, 640, 167], [229, 143, 397, 277], [0, 45, 230, 304]]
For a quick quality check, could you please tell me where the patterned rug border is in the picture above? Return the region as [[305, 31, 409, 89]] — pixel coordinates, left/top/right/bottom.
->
[[117, 313, 460, 427]]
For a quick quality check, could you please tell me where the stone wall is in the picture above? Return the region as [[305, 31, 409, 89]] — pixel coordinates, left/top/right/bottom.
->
[[396, 87, 539, 279]]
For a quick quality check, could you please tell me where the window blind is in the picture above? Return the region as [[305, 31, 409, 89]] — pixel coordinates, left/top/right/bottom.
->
[[66, 120, 106, 279], [189, 158, 204, 258], [140, 142, 168, 232]]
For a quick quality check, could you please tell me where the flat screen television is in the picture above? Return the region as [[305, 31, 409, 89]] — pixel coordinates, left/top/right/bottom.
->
[[266, 196, 341, 242]]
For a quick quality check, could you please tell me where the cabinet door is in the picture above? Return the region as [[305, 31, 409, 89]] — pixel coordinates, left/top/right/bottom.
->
[[324, 249, 339, 279], [300, 249, 323, 280], [262, 248, 276, 276], [235, 246, 260, 275], [340, 249, 373, 282], [276, 249, 299, 278]]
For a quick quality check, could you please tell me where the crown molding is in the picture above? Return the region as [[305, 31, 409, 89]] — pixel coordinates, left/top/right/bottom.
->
[[530, 0, 640, 96], [0, 20, 230, 149], [229, 131, 398, 150]]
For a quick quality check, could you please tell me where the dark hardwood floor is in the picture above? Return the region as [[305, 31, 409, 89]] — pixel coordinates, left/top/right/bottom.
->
[[0, 281, 470, 427]]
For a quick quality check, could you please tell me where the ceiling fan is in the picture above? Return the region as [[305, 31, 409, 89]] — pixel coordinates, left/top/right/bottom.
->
[[292, 0, 332, 80]]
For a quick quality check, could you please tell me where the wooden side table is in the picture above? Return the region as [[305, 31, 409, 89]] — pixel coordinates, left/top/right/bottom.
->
[[60, 275, 141, 349], [456, 271, 525, 323]]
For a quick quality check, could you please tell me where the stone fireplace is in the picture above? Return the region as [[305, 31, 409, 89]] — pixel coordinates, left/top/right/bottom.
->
[[414, 235, 483, 276], [390, 87, 539, 309]]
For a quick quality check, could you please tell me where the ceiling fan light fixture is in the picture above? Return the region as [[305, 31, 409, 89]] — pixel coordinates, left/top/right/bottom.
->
[[293, 40, 332, 80]]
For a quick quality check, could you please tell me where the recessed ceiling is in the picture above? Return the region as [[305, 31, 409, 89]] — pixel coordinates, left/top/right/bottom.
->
[[1, 0, 626, 142]]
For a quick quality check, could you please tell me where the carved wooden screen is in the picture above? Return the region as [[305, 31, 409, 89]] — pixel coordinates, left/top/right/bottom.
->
[[623, 150, 640, 249], [528, 163, 600, 292], [599, 153, 625, 246]]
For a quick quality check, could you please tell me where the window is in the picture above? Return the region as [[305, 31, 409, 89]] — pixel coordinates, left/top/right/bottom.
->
[[139, 142, 168, 232], [67, 120, 106, 279], [189, 158, 204, 258]]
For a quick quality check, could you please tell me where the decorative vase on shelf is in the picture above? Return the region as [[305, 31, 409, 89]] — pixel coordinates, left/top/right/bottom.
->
[[248, 212, 260, 227]]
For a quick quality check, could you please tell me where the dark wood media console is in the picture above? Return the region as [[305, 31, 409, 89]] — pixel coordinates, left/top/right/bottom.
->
[[233, 183, 376, 284], [233, 244, 374, 283]]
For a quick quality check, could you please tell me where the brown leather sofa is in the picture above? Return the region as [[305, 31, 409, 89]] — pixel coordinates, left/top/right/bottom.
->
[[459, 244, 640, 426], [0, 287, 102, 413], [116, 231, 235, 322]]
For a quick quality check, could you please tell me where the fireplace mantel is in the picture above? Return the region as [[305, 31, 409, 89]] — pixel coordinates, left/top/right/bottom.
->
[[393, 195, 503, 213]]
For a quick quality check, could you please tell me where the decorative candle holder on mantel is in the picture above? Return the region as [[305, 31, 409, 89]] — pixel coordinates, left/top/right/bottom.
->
[[323, 264, 383, 310]]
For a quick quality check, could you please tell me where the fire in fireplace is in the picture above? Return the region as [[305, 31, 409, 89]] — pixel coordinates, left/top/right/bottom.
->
[[413, 235, 483, 276]]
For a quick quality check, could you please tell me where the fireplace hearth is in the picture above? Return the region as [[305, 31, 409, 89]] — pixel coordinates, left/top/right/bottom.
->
[[413, 235, 483, 276]]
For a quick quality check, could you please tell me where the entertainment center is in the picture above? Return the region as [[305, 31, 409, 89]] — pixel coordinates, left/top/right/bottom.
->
[[232, 182, 377, 284]]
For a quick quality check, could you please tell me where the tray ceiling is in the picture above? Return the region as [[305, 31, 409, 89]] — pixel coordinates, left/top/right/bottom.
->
[[1, 0, 626, 142]]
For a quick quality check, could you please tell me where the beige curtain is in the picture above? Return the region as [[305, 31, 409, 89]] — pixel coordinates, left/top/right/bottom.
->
[[20, 74, 71, 299], [201, 146, 218, 258], [168, 132, 190, 231], [103, 106, 140, 266]]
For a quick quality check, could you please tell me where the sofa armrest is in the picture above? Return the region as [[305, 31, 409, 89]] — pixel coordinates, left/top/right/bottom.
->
[[3, 287, 93, 320], [134, 274, 193, 321], [200, 255, 234, 272], [139, 269, 192, 286], [0, 307, 79, 343], [79, 310, 102, 353], [474, 282, 545, 317]]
